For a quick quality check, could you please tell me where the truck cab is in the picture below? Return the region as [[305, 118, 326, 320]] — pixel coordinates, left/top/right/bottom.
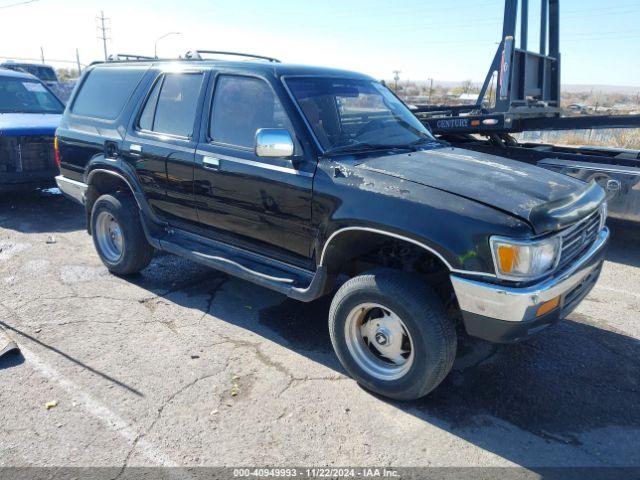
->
[[55, 54, 608, 400]]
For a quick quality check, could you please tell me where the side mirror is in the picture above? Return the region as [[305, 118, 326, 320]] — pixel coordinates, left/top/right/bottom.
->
[[255, 128, 294, 158]]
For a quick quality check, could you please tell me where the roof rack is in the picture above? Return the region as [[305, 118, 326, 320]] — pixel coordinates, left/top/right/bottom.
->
[[107, 53, 156, 62], [184, 50, 281, 63], [89, 50, 281, 67]]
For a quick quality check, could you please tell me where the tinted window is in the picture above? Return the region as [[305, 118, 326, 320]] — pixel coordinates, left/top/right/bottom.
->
[[0, 76, 64, 114], [153, 74, 203, 137], [72, 67, 146, 119], [1, 64, 57, 82], [138, 78, 162, 131], [23, 65, 58, 82], [210, 75, 293, 149], [138, 73, 203, 137]]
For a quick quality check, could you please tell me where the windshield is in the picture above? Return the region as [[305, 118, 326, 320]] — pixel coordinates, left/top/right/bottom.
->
[[0, 77, 64, 114], [286, 77, 435, 153]]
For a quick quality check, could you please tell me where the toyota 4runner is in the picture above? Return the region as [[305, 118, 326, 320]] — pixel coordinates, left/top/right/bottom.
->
[[55, 53, 609, 400]]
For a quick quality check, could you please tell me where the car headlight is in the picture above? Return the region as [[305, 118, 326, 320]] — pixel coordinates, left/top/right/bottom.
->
[[490, 235, 562, 281]]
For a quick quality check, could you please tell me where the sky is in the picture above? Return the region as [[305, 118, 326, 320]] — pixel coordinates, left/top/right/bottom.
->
[[1, 0, 640, 87]]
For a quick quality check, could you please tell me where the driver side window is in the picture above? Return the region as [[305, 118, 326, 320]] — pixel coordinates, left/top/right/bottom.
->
[[209, 75, 296, 152]]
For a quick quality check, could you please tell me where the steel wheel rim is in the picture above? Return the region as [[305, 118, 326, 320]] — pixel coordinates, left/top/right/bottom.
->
[[344, 302, 414, 381], [95, 211, 124, 263]]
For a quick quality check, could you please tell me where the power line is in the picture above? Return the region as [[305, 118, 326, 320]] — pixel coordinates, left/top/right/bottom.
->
[[0, 0, 37, 9], [96, 10, 111, 61], [0, 55, 87, 66]]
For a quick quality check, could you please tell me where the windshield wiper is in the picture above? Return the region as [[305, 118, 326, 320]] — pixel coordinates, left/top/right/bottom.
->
[[408, 137, 439, 148], [324, 142, 413, 155]]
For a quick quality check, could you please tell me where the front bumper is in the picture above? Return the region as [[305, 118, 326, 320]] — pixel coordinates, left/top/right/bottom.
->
[[451, 227, 609, 343]]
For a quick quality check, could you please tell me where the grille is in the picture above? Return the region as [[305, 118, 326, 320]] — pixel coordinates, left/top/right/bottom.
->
[[557, 209, 602, 270], [0, 136, 55, 173]]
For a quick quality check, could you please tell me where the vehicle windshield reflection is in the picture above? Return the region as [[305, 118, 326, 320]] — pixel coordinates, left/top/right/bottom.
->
[[286, 77, 435, 154]]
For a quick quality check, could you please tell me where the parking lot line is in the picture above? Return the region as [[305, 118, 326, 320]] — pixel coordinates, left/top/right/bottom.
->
[[18, 344, 179, 467]]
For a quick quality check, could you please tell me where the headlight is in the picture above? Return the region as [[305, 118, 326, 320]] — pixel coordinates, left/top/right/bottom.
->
[[490, 235, 562, 281]]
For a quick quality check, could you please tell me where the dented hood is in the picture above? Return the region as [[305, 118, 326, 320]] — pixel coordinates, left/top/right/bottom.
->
[[357, 146, 605, 234]]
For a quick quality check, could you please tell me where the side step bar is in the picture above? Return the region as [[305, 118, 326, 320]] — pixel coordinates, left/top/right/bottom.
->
[[154, 228, 327, 302]]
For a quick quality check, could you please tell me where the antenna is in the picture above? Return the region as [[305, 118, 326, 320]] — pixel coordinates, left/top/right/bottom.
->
[[96, 11, 111, 61]]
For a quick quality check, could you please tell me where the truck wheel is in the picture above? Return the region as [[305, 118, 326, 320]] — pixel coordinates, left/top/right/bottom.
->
[[329, 270, 456, 400], [90, 192, 154, 275]]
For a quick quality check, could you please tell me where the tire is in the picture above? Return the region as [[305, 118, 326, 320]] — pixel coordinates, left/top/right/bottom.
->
[[90, 192, 154, 275], [329, 270, 456, 400]]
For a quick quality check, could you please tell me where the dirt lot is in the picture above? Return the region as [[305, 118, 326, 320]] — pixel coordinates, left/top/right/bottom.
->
[[1, 190, 639, 471]]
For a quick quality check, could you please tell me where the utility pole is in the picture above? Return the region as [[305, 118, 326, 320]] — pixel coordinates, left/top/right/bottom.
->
[[96, 11, 110, 61], [76, 49, 82, 76], [393, 70, 401, 92], [427, 77, 434, 103], [40, 46, 44, 64]]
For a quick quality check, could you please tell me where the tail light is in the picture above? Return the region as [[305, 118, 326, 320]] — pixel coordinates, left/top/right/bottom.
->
[[54, 136, 61, 167]]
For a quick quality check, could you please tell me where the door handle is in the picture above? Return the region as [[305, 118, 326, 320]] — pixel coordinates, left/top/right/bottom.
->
[[129, 144, 143, 156], [203, 156, 220, 170]]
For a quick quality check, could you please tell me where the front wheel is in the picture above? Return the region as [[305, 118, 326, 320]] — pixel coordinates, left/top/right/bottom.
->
[[90, 192, 154, 275], [329, 270, 456, 400]]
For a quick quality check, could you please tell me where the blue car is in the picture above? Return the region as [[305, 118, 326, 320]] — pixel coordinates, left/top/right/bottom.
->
[[0, 68, 64, 192]]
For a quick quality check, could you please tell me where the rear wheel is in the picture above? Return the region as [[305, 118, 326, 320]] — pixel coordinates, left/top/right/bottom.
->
[[90, 192, 154, 275], [329, 270, 456, 400]]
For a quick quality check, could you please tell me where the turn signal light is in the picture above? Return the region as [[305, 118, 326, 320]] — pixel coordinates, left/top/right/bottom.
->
[[497, 244, 516, 273], [536, 296, 560, 317], [54, 136, 61, 168]]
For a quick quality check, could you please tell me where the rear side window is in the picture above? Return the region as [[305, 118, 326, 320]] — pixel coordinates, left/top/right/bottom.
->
[[72, 67, 146, 119], [209, 75, 293, 149], [137, 73, 203, 137], [138, 79, 162, 131]]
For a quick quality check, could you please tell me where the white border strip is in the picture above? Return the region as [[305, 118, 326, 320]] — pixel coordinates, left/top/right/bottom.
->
[[195, 150, 313, 177], [319, 226, 496, 278]]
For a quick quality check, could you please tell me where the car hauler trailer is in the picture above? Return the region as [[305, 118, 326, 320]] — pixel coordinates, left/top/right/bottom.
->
[[414, 0, 640, 224]]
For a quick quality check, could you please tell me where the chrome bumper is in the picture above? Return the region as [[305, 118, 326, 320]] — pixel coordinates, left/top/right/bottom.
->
[[55, 175, 87, 205], [451, 227, 609, 323]]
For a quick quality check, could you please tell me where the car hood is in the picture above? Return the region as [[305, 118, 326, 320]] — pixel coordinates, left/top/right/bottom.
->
[[357, 146, 605, 234], [0, 113, 62, 136]]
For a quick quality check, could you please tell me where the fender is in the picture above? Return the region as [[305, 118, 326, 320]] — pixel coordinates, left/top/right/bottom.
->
[[85, 155, 165, 227], [83, 156, 165, 248], [311, 158, 533, 278], [318, 225, 491, 278]]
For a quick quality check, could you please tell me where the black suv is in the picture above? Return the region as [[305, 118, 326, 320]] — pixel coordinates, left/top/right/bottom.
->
[[55, 54, 608, 400]]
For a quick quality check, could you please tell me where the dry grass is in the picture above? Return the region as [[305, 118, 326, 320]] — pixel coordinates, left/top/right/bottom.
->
[[519, 129, 640, 150]]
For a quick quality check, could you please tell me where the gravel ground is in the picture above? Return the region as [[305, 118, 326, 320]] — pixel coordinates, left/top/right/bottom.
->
[[0, 189, 639, 471]]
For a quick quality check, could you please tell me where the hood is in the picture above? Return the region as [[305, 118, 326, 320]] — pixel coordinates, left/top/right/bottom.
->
[[357, 146, 605, 234], [0, 113, 62, 136]]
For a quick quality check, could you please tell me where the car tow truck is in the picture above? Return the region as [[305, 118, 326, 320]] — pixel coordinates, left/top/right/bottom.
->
[[413, 0, 640, 224]]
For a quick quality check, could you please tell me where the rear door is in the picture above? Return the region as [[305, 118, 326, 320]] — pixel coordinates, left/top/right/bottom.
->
[[193, 73, 316, 266], [124, 70, 207, 225]]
